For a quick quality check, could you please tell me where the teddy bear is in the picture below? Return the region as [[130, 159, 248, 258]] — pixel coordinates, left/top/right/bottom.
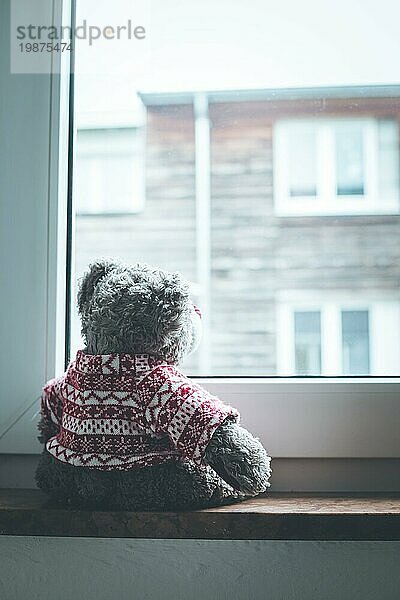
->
[[35, 260, 272, 510]]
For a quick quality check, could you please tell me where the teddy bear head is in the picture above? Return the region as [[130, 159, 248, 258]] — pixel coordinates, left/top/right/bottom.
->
[[77, 259, 202, 364]]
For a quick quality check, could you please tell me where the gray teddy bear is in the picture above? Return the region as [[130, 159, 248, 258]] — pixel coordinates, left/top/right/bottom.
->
[[35, 260, 271, 510]]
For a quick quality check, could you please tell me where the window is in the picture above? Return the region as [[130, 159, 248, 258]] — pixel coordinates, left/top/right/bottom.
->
[[277, 292, 400, 376], [2, 0, 400, 481], [294, 311, 322, 375], [288, 123, 318, 198], [75, 127, 145, 215], [335, 123, 365, 196], [68, 1, 400, 378], [341, 310, 370, 375], [274, 119, 400, 216]]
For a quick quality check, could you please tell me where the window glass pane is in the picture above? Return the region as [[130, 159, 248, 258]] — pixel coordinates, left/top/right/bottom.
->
[[335, 122, 365, 196], [288, 124, 317, 197], [378, 120, 400, 199], [294, 311, 321, 375], [342, 310, 370, 374], [70, 0, 400, 376]]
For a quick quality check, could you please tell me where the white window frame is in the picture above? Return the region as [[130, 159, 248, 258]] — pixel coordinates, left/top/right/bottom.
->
[[0, 0, 70, 454], [273, 118, 400, 216], [1, 1, 400, 492], [277, 290, 400, 377]]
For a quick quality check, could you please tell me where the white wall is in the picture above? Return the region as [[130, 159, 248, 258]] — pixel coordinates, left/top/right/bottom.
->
[[1, 537, 399, 600]]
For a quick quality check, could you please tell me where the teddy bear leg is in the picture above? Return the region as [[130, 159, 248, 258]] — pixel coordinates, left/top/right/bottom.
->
[[35, 449, 111, 508], [109, 460, 247, 511], [35, 451, 249, 511], [35, 449, 79, 504]]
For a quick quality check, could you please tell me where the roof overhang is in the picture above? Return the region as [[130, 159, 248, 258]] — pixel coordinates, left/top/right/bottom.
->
[[139, 84, 400, 106]]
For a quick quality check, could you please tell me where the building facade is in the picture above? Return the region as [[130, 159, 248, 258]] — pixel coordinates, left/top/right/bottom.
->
[[73, 87, 400, 376]]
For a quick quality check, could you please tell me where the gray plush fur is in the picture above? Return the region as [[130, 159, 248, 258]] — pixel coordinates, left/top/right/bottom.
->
[[35, 446, 248, 511], [35, 260, 272, 509], [78, 260, 196, 364]]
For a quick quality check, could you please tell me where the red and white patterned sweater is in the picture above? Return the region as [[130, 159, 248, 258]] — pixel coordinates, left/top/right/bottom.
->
[[40, 350, 239, 471]]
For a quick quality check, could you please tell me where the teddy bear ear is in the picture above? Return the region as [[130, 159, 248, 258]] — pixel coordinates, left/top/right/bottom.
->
[[78, 259, 119, 313]]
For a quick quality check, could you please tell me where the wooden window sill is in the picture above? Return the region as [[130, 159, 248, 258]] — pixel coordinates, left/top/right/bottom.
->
[[0, 490, 399, 540]]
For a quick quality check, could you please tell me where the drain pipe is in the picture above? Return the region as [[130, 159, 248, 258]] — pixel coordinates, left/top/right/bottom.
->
[[194, 92, 211, 374]]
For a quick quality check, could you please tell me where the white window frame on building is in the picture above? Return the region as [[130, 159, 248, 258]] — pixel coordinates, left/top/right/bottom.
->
[[273, 117, 400, 216], [75, 126, 145, 215], [276, 290, 400, 376]]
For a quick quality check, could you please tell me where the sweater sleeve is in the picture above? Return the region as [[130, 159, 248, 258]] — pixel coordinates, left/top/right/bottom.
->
[[143, 368, 240, 465], [38, 376, 64, 442]]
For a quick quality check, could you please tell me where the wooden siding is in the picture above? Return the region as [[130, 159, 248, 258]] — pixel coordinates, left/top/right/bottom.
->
[[75, 97, 400, 375]]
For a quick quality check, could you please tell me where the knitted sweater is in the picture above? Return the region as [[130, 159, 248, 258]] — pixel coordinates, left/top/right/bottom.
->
[[40, 350, 239, 470]]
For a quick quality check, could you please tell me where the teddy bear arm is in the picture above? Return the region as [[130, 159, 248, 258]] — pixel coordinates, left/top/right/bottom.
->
[[37, 415, 60, 444], [204, 420, 272, 495], [37, 377, 64, 444]]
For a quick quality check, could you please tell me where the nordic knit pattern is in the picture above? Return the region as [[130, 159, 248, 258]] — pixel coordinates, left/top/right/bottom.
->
[[40, 350, 239, 471]]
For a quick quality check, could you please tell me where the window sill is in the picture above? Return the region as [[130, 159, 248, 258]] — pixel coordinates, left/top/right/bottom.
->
[[1, 490, 399, 540]]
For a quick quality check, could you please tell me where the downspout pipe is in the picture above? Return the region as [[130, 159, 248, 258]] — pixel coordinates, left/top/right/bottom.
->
[[194, 92, 211, 374]]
